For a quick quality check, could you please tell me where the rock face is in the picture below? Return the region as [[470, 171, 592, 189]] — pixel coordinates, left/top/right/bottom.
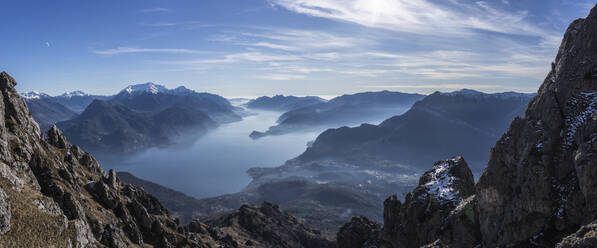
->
[[336, 216, 380, 248], [475, 4, 597, 247], [0, 71, 332, 248], [380, 156, 479, 248]]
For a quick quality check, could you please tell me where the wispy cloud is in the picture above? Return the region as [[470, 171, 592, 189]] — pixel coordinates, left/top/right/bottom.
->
[[268, 0, 559, 45], [92, 47, 204, 56], [139, 8, 171, 13], [256, 74, 306, 80]]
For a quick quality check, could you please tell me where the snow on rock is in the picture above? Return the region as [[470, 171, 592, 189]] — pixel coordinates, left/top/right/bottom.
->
[[423, 160, 459, 202], [417, 156, 475, 205], [563, 91, 597, 149]]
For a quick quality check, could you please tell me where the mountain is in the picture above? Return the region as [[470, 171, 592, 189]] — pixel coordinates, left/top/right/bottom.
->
[[57, 99, 218, 157], [53, 91, 111, 113], [21, 92, 77, 132], [338, 5, 597, 247], [0, 71, 333, 248], [245, 95, 327, 112], [189, 89, 531, 236], [111, 83, 241, 123], [299, 89, 534, 172], [250, 91, 424, 138], [47, 83, 245, 156]]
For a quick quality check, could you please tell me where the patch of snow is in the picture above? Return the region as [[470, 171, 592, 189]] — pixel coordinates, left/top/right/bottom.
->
[[423, 159, 460, 202], [563, 91, 597, 149], [121, 82, 168, 95]]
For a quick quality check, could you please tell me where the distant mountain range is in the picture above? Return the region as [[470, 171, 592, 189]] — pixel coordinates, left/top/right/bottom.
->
[[299, 89, 535, 172], [245, 95, 326, 112], [22, 83, 241, 156], [250, 91, 425, 139]]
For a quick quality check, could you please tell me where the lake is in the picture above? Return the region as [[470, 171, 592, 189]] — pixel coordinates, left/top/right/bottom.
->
[[101, 109, 322, 199]]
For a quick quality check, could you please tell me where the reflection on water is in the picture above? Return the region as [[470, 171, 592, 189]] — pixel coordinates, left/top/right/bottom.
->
[[102, 109, 321, 199]]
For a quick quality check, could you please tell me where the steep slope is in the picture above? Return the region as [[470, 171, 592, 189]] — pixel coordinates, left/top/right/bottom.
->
[[299, 89, 533, 172], [250, 91, 424, 138], [0, 71, 332, 248], [245, 95, 326, 112], [116, 172, 207, 224]]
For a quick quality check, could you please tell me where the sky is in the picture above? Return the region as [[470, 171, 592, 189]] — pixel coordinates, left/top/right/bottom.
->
[[0, 0, 595, 98]]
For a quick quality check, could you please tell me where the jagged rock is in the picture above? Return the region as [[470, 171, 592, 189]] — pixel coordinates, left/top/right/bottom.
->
[[0, 186, 10, 234], [475, 4, 597, 247], [100, 224, 128, 248], [336, 216, 380, 248], [47, 125, 68, 149], [556, 221, 597, 248], [380, 156, 476, 248]]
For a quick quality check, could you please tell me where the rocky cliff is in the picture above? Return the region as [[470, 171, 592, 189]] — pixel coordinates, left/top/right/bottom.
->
[[337, 4, 597, 248], [475, 4, 597, 247], [0, 71, 332, 248]]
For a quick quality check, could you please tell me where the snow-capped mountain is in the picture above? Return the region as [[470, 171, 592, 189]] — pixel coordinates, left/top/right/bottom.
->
[[117, 83, 198, 97], [119, 82, 169, 95], [20, 91, 50, 100], [58, 90, 89, 98]]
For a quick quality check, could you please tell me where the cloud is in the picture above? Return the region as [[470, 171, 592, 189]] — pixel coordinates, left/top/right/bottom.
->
[[256, 74, 306, 80], [268, 0, 558, 44], [45, 42, 50, 48], [139, 8, 171, 13], [211, 28, 374, 52], [92, 47, 204, 56]]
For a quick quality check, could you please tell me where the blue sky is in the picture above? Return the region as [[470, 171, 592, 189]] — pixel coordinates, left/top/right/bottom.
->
[[0, 0, 594, 98]]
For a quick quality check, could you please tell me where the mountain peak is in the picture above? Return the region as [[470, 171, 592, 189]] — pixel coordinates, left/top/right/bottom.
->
[[59, 90, 88, 98], [121, 82, 168, 95], [20, 91, 50, 100]]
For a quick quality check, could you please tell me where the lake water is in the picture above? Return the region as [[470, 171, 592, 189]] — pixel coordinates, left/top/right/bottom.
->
[[102, 109, 322, 199]]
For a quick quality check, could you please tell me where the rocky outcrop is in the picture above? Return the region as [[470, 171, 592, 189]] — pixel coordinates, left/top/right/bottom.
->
[[380, 156, 479, 248], [336, 216, 380, 248], [556, 221, 597, 248], [0, 71, 332, 248], [475, 4, 597, 247], [203, 202, 335, 248]]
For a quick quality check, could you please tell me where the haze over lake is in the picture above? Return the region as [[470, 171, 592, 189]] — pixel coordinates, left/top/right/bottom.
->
[[100, 105, 405, 199], [100, 108, 319, 198]]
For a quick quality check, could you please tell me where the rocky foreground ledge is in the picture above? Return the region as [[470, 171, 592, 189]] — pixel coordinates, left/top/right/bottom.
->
[[0, 71, 333, 248]]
